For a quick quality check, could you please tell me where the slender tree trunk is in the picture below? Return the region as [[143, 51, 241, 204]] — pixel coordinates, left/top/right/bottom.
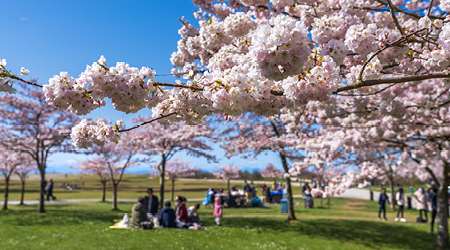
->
[[101, 181, 107, 203], [436, 161, 449, 250], [227, 179, 231, 195], [38, 169, 46, 213], [159, 155, 166, 209], [3, 176, 10, 210], [279, 153, 296, 221], [171, 178, 175, 202], [112, 182, 119, 211], [19, 179, 26, 206], [389, 178, 396, 209]]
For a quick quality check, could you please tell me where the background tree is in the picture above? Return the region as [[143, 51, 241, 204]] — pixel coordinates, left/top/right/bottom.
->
[[221, 114, 308, 221], [164, 159, 196, 201], [261, 163, 283, 181], [214, 165, 241, 195], [136, 120, 215, 208], [87, 132, 141, 210], [0, 147, 30, 210], [79, 158, 110, 203], [15, 163, 35, 206], [0, 88, 78, 213]]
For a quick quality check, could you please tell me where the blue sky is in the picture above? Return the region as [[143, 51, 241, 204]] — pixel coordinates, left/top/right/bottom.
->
[[0, 0, 279, 174]]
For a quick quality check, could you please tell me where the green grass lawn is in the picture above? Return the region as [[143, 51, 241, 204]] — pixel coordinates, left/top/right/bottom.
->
[[0, 198, 440, 250], [3, 174, 303, 201]]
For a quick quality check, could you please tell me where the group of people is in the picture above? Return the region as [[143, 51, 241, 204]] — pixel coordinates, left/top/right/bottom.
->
[[377, 186, 438, 233], [128, 188, 204, 230], [262, 181, 285, 203], [204, 181, 264, 209]]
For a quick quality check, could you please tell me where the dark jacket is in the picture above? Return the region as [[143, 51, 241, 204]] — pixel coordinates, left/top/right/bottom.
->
[[159, 207, 176, 228], [144, 195, 159, 215], [428, 190, 437, 211], [378, 193, 389, 206]]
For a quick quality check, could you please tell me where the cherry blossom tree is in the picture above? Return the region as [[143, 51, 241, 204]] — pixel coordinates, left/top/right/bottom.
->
[[0, 147, 31, 210], [261, 163, 283, 180], [79, 158, 110, 203], [164, 159, 196, 201], [0, 88, 78, 213], [15, 163, 35, 206], [136, 120, 215, 208], [221, 113, 309, 221], [85, 132, 141, 210], [214, 164, 241, 195]]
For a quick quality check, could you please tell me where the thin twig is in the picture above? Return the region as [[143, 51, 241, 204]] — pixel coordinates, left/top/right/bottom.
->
[[118, 112, 176, 133]]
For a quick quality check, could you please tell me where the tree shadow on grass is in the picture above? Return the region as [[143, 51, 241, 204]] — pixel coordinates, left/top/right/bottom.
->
[[1, 206, 121, 227], [222, 217, 435, 250]]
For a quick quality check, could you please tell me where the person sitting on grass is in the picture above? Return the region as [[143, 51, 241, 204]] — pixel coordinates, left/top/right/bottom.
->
[[130, 197, 149, 229], [159, 201, 176, 228], [175, 196, 189, 228], [187, 203, 202, 230], [378, 188, 390, 221], [188, 203, 201, 224]]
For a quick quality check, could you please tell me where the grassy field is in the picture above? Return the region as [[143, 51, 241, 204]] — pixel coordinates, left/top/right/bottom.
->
[[0, 175, 444, 250], [2, 174, 304, 201], [0, 198, 437, 250]]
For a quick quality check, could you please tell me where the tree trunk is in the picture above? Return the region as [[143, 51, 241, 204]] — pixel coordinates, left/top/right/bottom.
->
[[436, 161, 449, 250], [19, 179, 26, 206], [101, 181, 107, 203], [389, 178, 396, 209], [171, 178, 175, 202], [278, 153, 296, 221], [227, 179, 231, 195], [3, 176, 10, 210], [38, 169, 46, 213], [159, 155, 166, 209], [112, 182, 119, 211]]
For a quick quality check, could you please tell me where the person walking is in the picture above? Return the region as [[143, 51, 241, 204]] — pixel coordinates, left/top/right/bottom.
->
[[213, 190, 224, 226], [378, 188, 390, 220], [395, 187, 406, 222], [428, 187, 438, 233], [414, 187, 428, 223], [45, 179, 56, 201]]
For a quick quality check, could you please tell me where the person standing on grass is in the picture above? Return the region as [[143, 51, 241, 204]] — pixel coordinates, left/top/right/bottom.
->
[[395, 187, 406, 222], [46, 179, 56, 201], [428, 187, 438, 233], [213, 189, 224, 226], [378, 188, 390, 220], [414, 187, 428, 223], [144, 188, 159, 217]]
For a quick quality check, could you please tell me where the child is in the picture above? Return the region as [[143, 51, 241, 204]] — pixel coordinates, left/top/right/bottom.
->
[[213, 190, 224, 225]]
